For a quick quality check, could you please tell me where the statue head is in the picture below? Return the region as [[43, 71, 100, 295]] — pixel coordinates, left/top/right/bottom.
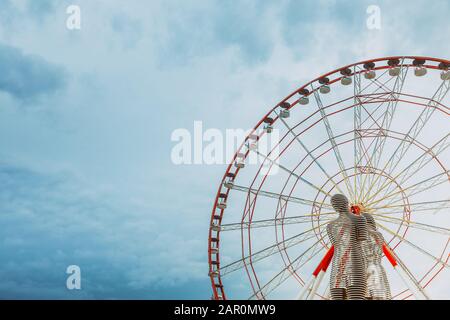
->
[[330, 194, 349, 214]]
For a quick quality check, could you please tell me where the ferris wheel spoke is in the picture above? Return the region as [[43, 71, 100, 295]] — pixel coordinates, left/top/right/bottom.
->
[[367, 61, 408, 164], [220, 222, 328, 276], [359, 104, 386, 129], [354, 134, 377, 202], [372, 214, 450, 236], [389, 248, 431, 300], [368, 170, 449, 208], [352, 64, 401, 201], [251, 148, 331, 197], [321, 282, 331, 300], [355, 98, 387, 128], [362, 79, 450, 203], [372, 199, 450, 215], [248, 236, 327, 299], [365, 133, 450, 205], [357, 62, 409, 201], [228, 183, 333, 209], [312, 87, 355, 201], [277, 115, 345, 195], [376, 223, 450, 269], [365, 75, 395, 94], [393, 133, 449, 184], [385, 79, 450, 169], [354, 65, 392, 95], [354, 67, 365, 201], [366, 69, 400, 96], [377, 192, 445, 214], [374, 208, 449, 217], [364, 133, 450, 205], [354, 126, 383, 202], [219, 213, 335, 231]]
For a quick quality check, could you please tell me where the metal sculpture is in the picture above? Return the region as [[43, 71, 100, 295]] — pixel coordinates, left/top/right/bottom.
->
[[327, 194, 368, 300]]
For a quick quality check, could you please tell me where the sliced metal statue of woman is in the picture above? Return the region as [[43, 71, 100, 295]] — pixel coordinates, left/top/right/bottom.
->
[[361, 212, 392, 300], [326, 194, 368, 300]]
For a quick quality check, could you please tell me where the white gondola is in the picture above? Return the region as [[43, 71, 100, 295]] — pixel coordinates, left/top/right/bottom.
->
[[209, 271, 219, 278], [263, 117, 274, 134], [223, 180, 234, 189], [441, 70, 450, 80], [364, 70, 376, 79], [235, 161, 244, 168], [235, 153, 245, 168], [279, 102, 290, 119], [341, 76, 352, 85], [211, 224, 220, 232], [217, 202, 227, 209], [210, 244, 219, 254], [389, 67, 401, 76], [298, 89, 310, 105], [248, 134, 258, 150], [248, 141, 257, 150], [319, 85, 330, 94], [224, 172, 235, 189], [280, 109, 290, 118], [298, 96, 309, 105], [217, 193, 228, 209], [318, 77, 330, 94], [414, 66, 427, 77]]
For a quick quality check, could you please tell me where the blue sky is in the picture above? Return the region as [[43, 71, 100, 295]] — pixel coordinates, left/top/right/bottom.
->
[[0, 0, 449, 299]]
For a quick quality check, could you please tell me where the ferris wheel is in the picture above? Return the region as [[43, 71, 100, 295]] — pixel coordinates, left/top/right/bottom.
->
[[208, 56, 450, 300]]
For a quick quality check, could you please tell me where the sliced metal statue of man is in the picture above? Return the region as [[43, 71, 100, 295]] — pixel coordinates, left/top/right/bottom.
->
[[326, 194, 368, 300], [360, 211, 392, 300]]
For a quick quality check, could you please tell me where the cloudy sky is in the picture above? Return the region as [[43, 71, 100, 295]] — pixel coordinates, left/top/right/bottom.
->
[[0, 0, 448, 299]]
